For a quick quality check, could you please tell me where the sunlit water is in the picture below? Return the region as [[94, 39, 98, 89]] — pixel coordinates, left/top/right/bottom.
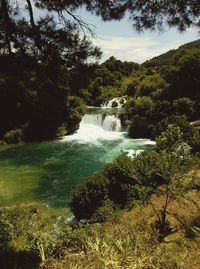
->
[[0, 107, 155, 208]]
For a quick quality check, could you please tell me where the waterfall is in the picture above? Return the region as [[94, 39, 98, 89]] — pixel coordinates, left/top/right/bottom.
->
[[62, 106, 155, 144], [81, 114, 122, 132], [101, 96, 126, 108], [62, 101, 126, 142]]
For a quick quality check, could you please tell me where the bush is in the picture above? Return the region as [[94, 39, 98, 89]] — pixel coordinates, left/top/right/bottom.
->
[[92, 199, 119, 222], [172, 97, 195, 120], [56, 124, 67, 138], [0, 204, 69, 265], [128, 115, 154, 138], [104, 155, 137, 206], [70, 172, 109, 220], [153, 115, 194, 141], [190, 131, 200, 153], [70, 154, 158, 220], [4, 128, 23, 144], [0, 140, 6, 147], [65, 96, 86, 134], [132, 151, 166, 187]]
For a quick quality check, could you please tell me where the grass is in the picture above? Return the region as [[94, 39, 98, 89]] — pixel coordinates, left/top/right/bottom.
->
[[0, 166, 199, 269], [40, 174, 200, 269]]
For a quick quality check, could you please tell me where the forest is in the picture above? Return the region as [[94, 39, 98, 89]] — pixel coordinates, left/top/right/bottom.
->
[[0, 1, 200, 269]]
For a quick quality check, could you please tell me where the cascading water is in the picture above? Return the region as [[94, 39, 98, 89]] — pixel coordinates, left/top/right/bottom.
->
[[102, 115, 122, 132], [62, 98, 155, 147], [101, 96, 126, 108], [81, 114, 122, 132], [64, 111, 124, 142], [0, 97, 155, 209]]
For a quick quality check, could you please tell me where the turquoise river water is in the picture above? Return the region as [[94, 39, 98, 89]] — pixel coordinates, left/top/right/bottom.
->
[[0, 107, 154, 208]]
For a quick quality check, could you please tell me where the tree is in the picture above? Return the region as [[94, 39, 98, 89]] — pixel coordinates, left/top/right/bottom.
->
[[137, 73, 166, 98], [36, 1, 200, 32], [152, 125, 193, 238], [70, 172, 109, 220], [172, 97, 195, 120], [0, 0, 102, 141], [1, 1, 200, 58], [163, 48, 200, 100], [0, 0, 101, 62]]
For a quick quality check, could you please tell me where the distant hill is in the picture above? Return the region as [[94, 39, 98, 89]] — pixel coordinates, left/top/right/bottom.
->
[[143, 39, 200, 68], [180, 39, 200, 49]]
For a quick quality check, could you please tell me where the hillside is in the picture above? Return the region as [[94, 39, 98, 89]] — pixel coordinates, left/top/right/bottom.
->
[[143, 39, 200, 68]]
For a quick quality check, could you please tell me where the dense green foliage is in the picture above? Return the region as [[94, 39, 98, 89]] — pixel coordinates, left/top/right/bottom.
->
[[0, 125, 199, 268], [70, 172, 109, 220], [70, 126, 195, 225], [0, 56, 87, 140], [120, 45, 200, 151], [0, 2, 200, 268], [0, 205, 73, 268], [73, 41, 200, 154], [1, 196, 199, 269], [80, 56, 140, 105], [1, 1, 200, 144], [0, 0, 100, 141]]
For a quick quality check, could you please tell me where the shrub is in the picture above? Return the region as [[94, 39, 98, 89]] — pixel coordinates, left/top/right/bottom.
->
[[172, 97, 195, 120], [0, 140, 6, 147], [190, 131, 200, 153], [56, 124, 67, 138], [4, 128, 23, 144], [0, 204, 69, 264], [104, 155, 137, 206], [65, 96, 86, 134], [70, 154, 158, 220], [153, 115, 194, 141], [128, 115, 154, 138], [70, 172, 109, 220], [132, 151, 166, 187], [92, 199, 119, 222]]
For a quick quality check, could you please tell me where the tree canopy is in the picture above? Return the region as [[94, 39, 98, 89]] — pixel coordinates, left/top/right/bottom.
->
[[35, 0, 200, 32], [1, 0, 200, 142], [1, 0, 200, 59], [0, 0, 101, 63], [0, 0, 100, 140]]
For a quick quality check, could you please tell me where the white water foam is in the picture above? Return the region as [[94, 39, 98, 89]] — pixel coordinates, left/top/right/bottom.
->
[[101, 96, 126, 108], [61, 119, 155, 145], [81, 114, 122, 132], [62, 124, 126, 143], [61, 103, 156, 145]]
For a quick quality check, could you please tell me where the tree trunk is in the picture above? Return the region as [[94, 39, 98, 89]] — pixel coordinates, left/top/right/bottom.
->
[[25, 0, 43, 51], [160, 188, 170, 238], [1, 0, 12, 54]]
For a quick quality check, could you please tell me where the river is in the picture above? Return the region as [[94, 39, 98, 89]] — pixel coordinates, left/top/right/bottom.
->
[[0, 104, 154, 208]]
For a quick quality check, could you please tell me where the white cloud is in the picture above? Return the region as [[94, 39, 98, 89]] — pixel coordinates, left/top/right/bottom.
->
[[94, 36, 182, 63]]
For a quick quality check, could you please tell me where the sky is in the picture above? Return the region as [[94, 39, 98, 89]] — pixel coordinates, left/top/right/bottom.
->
[[25, 1, 200, 64], [77, 8, 200, 64]]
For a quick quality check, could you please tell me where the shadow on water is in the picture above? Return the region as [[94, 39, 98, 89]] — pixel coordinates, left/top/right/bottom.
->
[[0, 141, 56, 166]]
